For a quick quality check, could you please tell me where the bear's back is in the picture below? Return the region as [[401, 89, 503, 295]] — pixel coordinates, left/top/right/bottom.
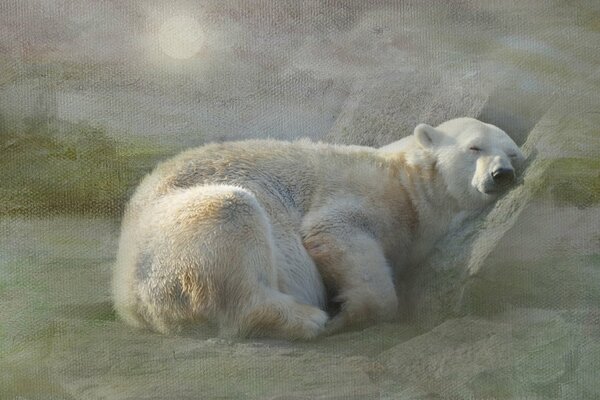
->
[[128, 139, 383, 218]]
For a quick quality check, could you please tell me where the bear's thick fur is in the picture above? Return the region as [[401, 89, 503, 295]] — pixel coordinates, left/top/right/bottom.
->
[[113, 118, 524, 339]]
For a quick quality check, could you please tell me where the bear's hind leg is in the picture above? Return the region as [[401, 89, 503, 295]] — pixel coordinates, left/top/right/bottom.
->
[[138, 185, 327, 339], [232, 288, 328, 340]]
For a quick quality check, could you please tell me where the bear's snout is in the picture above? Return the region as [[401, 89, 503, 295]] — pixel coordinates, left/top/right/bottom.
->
[[491, 168, 515, 188]]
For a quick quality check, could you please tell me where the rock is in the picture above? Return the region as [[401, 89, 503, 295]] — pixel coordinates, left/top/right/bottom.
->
[[407, 79, 600, 327], [324, 68, 494, 146], [378, 310, 584, 399]]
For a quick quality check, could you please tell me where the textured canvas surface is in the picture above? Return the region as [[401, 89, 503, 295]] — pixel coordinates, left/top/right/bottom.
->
[[1, 1, 599, 399]]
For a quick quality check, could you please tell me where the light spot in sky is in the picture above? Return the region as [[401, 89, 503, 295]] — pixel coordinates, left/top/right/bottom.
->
[[158, 15, 205, 60]]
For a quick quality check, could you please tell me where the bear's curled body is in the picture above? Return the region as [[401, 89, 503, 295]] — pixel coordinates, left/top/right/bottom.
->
[[113, 118, 524, 339]]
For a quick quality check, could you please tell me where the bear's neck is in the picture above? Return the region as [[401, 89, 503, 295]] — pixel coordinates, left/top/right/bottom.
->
[[387, 151, 463, 244]]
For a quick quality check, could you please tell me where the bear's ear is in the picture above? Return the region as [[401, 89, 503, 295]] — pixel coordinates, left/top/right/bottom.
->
[[414, 123, 442, 149]]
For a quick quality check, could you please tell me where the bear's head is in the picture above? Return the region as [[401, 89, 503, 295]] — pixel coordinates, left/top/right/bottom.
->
[[414, 117, 525, 210]]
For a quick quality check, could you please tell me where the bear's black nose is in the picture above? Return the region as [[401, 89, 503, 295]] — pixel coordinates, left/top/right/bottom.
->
[[492, 168, 515, 187]]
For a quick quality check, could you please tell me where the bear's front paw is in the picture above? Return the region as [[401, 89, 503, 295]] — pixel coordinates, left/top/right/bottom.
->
[[324, 291, 398, 335]]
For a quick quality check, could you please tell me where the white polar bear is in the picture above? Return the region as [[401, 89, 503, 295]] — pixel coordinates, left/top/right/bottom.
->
[[112, 117, 524, 339]]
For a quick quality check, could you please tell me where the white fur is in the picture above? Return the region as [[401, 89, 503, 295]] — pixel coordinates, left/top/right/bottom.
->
[[113, 117, 524, 339]]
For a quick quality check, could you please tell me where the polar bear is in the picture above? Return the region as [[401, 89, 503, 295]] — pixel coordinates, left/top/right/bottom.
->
[[112, 117, 524, 339]]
